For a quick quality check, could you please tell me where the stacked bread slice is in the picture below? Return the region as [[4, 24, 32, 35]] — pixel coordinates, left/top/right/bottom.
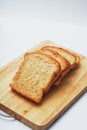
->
[[10, 51, 61, 103], [10, 45, 80, 103], [41, 46, 80, 85]]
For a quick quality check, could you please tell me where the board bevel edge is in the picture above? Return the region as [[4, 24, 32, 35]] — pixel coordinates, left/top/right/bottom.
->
[[0, 86, 87, 130]]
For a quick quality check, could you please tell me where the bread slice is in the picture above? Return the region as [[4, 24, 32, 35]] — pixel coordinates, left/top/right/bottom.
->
[[10, 51, 61, 103], [41, 46, 80, 69], [39, 48, 70, 85]]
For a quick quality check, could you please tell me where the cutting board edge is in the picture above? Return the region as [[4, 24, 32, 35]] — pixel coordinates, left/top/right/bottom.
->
[[0, 86, 87, 130], [37, 85, 87, 128]]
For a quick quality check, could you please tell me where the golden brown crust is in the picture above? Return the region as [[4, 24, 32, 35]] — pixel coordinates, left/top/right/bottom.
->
[[10, 51, 61, 103], [40, 48, 71, 86], [40, 48, 70, 73], [41, 46, 79, 68], [10, 83, 43, 103], [57, 47, 80, 66], [41, 45, 80, 86]]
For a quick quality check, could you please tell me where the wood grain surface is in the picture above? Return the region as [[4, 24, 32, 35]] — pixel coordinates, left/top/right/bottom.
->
[[0, 40, 87, 130]]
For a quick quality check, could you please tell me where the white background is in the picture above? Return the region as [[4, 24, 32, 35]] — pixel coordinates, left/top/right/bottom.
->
[[0, 0, 87, 130]]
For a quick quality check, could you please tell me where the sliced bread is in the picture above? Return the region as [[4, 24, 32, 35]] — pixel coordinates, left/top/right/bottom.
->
[[39, 48, 71, 85], [41, 46, 80, 69], [10, 51, 61, 103]]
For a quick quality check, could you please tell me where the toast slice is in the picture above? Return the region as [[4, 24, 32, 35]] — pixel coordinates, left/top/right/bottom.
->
[[39, 48, 70, 85], [41, 46, 80, 69], [10, 51, 61, 103]]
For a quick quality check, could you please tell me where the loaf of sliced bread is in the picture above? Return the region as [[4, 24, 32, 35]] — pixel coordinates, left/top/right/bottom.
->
[[10, 51, 61, 103], [41, 46, 80, 69], [39, 48, 71, 85]]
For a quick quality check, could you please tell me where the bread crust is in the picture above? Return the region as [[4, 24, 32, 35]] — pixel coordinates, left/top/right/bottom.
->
[[41, 46, 80, 86], [41, 46, 80, 68], [10, 51, 61, 103], [57, 47, 80, 66], [39, 48, 71, 85]]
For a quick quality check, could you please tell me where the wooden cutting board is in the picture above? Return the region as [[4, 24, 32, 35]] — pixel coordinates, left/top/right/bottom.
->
[[0, 40, 87, 130]]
